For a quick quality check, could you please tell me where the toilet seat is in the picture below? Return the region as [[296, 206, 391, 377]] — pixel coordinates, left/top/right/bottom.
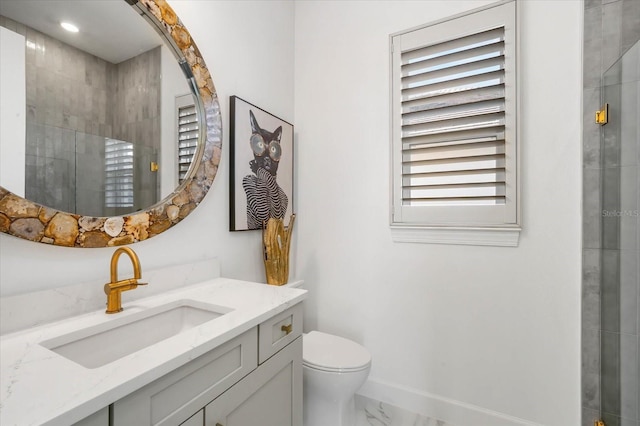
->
[[303, 331, 371, 373]]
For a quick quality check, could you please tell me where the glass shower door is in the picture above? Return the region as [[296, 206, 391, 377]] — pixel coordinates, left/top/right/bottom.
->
[[599, 40, 639, 426]]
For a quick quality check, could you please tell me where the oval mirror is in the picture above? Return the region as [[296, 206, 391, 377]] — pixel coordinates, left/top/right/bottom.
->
[[0, 0, 221, 247]]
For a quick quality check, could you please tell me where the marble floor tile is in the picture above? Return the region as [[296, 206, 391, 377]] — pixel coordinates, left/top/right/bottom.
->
[[354, 394, 455, 426]]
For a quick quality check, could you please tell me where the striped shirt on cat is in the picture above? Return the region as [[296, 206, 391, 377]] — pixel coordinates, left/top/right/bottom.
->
[[243, 168, 288, 229]]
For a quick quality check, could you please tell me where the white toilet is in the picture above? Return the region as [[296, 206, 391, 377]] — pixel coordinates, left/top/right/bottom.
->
[[282, 280, 372, 426], [302, 331, 371, 426]]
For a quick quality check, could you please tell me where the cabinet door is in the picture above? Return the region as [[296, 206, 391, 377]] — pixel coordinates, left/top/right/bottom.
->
[[180, 409, 203, 426], [72, 407, 109, 426], [205, 336, 302, 426], [113, 328, 257, 426]]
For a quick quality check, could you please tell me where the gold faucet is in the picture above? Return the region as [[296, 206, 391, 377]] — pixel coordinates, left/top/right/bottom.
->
[[104, 247, 147, 314]]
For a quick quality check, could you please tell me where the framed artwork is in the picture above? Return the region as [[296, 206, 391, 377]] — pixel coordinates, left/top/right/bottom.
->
[[229, 96, 294, 231]]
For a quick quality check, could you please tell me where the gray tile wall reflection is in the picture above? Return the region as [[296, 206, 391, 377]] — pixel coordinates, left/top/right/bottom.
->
[[0, 16, 114, 139], [24, 123, 76, 212], [75, 134, 106, 217], [0, 16, 160, 215], [112, 46, 161, 151], [583, 2, 640, 426], [133, 144, 158, 212]]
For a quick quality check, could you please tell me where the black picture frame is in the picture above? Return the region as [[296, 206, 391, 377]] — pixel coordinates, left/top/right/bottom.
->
[[229, 96, 294, 231]]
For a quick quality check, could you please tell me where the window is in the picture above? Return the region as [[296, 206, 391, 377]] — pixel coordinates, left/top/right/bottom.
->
[[176, 95, 199, 184], [105, 138, 134, 209], [390, 0, 520, 246]]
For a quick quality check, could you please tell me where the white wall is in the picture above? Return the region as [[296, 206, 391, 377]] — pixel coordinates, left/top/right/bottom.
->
[[0, 26, 26, 197], [293, 1, 582, 426], [0, 0, 295, 296]]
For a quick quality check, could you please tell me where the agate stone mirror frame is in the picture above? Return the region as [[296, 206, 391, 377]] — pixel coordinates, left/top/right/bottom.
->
[[0, 0, 222, 248]]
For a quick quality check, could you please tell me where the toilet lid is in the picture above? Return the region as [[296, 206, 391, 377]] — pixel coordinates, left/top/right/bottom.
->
[[303, 331, 371, 372]]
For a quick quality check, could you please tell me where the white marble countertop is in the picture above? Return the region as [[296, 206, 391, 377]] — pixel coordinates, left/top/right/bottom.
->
[[0, 278, 306, 426]]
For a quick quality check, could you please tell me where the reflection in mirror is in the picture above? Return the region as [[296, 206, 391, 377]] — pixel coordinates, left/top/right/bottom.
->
[[0, 0, 198, 217], [0, 0, 222, 248]]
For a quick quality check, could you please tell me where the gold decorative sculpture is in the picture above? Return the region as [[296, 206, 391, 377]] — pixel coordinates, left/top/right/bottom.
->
[[262, 215, 295, 285]]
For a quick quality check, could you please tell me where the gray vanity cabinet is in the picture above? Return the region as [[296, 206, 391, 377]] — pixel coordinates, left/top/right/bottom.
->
[[109, 303, 302, 426], [205, 336, 302, 426], [112, 328, 258, 425]]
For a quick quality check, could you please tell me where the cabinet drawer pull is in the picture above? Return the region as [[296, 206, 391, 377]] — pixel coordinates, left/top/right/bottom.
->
[[281, 324, 292, 335]]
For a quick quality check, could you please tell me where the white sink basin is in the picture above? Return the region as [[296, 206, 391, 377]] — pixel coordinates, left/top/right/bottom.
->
[[40, 300, 232, 369]]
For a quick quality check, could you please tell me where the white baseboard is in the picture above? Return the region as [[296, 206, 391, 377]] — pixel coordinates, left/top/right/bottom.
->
[[357, 378, 544, 426]]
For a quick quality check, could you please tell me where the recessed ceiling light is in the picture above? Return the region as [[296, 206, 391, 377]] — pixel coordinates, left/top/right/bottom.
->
[[60, 22, 79, 33]]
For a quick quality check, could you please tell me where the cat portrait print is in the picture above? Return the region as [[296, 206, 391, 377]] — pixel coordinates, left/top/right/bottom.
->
[[242, 110, 289, 230], [229, 96, 293, 232]]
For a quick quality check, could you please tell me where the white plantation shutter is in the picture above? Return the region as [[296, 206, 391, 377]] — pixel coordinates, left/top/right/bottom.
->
[[401, 27, 506, 206], [105, 138, 134, 208], [391, 0, 519, 240], [177, 102, 199, 184]]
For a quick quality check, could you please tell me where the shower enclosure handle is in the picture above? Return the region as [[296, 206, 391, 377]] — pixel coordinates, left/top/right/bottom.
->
[[595, 103, 608, 125]]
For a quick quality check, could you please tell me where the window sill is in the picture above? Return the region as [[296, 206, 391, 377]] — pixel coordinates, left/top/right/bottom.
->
[[390, 225, 521, 247]]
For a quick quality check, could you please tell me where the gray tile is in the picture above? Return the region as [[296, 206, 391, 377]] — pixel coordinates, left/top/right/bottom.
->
[[584, 328, 602, 410], [602, 249, 621, 332], [584, 249, 602, 331], [620, 216, 638, 250], [24, 165, 36, 193], [602, 331, 621, 415], [603, 167, 622, 211], [620, 249, 639, 334], [586, 168, 603, 213], [620, 334, 639, 421], [603, 413, 622, 426], [619, 83, 638, 167], [603, 1, 624, 72], [603, 214, 621, 249], [620, 167, 638, 212], [585, 5, 604, 89], [586, 213, 604, 249], [601, 171, 622, 251], [599, 332, 640, 423], [621, 0, 640, 54], [24, 185, 37, 204]]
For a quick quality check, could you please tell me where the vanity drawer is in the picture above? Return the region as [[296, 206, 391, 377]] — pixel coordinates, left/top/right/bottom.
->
[[112, 327, 258, 426], [258, 303, 303, 364]]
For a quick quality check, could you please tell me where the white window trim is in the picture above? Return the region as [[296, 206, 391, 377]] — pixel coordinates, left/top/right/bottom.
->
[[391, 225, 520, 247], [389, 0, 521, 247]]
